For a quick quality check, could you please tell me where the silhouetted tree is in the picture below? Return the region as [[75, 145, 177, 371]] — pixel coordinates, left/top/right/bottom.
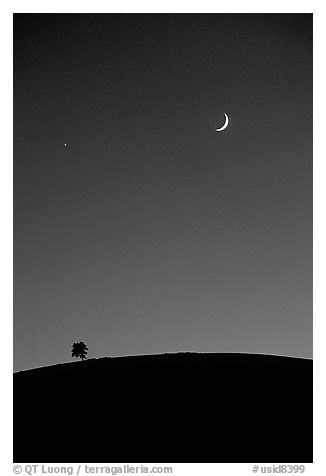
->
[[71, 341, 88, 361]]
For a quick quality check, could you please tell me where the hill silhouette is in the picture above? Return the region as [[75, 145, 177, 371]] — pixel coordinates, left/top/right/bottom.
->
[[14, 352, 312, 463]]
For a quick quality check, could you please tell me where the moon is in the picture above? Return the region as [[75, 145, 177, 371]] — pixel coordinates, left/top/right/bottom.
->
[[216, 113, 229, 132]]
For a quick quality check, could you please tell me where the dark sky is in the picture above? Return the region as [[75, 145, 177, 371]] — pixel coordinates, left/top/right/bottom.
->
[[14, 14, 312, 371]]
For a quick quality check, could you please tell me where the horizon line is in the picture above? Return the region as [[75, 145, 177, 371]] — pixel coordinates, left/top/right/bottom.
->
[[14, 350, 313, 373]]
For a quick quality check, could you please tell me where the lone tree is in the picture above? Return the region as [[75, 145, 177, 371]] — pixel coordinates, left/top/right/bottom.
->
[[71, 341, 88, 361]]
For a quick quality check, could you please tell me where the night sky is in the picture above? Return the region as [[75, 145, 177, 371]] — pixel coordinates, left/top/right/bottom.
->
[[14, 14, 312, 371]]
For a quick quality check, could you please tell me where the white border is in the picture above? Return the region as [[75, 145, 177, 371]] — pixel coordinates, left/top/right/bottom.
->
[[9, 1, 317, 13], [2, 2, 324, 475]]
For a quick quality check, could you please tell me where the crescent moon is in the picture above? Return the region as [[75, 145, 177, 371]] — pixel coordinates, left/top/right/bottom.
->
[[216, 113, 229, 132]]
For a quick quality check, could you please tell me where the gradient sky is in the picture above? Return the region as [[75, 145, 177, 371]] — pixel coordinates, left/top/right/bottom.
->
[[14, 14, 312, 371]]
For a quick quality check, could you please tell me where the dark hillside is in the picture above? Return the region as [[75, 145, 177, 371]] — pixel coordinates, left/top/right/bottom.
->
[[14, 353, 312, 462]]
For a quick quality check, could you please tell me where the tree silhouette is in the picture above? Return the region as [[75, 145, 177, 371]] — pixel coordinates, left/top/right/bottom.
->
[[71, 341, 88, 361]]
